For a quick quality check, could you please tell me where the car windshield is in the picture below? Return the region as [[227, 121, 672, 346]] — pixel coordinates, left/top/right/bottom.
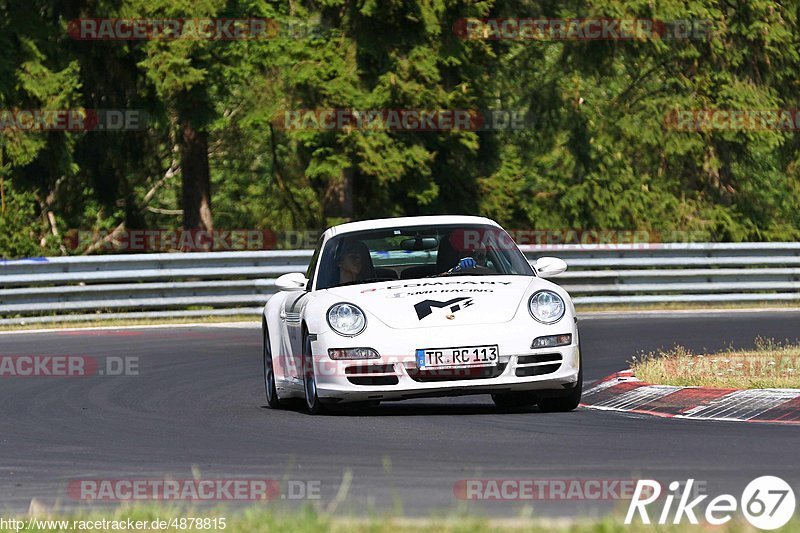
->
[[315, 224, 534, 290]]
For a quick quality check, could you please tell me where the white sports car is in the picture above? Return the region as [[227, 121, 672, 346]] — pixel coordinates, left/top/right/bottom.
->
[[262, 215, 580, 414]]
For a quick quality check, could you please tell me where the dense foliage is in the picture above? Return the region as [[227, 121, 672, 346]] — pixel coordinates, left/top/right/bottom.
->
[[1, 0, 799, 257]]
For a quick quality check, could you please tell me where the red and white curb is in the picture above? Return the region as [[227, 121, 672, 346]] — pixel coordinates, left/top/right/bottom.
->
[[581, 371, 800, 424]]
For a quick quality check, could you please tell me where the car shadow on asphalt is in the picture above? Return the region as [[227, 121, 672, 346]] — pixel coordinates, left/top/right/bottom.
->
[[260, 400, 548, 416]]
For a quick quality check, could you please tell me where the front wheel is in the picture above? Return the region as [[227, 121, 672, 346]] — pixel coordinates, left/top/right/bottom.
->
[[537, 366, 582, 413], [491, 391, 537, 411], [263, 328, 281, 409], [302, 334, 325, 415]]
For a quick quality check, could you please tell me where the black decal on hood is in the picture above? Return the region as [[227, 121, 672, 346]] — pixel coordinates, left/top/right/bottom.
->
[[414, 297, 474, 320]]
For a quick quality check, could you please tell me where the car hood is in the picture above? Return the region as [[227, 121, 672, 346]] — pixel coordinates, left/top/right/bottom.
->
[[324, 275, 538, 329]]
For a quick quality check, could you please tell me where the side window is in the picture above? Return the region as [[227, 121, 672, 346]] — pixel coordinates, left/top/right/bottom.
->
[[305, 237, 324, 290]]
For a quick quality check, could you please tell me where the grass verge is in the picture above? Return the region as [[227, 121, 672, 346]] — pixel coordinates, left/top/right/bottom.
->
[[630, 338, 800, 388]]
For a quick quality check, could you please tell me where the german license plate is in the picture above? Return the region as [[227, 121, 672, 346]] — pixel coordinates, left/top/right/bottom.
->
[[415, 345, 499, 369]]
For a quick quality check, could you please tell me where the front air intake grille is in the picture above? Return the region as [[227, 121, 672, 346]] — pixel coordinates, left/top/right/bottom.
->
[[345, 363, 399, 386], [408, 363, 507, 383], [515, 363, 560, 377], [517, 353, 562, 365], [345, 364, 396, 375], [347, 376, 400, 386]]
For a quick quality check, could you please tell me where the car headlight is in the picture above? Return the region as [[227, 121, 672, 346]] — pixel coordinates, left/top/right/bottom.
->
[[528, 290, 565, 324], [328, 348, 380, 360], [326, 303, 367, 336], [531, 333, 572, 348]]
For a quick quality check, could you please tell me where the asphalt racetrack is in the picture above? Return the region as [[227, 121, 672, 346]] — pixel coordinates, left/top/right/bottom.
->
[[1, 311, 799, 517]]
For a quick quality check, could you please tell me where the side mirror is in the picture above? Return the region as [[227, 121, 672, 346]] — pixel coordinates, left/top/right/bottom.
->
[[275, 272, 308, 291], [533, 257, 567, 278]]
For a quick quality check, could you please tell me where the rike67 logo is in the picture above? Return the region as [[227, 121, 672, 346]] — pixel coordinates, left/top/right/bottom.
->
[[626, 476, 796, 530]]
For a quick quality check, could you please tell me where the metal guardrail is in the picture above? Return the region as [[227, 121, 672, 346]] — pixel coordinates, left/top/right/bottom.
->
[[0, 251, 312, 324], [1, 243, 799, 324], [520, 242, 800, 305]]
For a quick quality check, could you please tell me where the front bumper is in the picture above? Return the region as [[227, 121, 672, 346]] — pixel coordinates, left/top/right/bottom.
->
[[310, 321, 580, 403]]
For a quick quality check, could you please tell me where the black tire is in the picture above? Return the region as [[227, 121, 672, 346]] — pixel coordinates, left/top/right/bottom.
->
[[537, 365, 583, 413], [491, 391, 538, 411], [302, 333, 325, 415], [263, 327, 282, 409]]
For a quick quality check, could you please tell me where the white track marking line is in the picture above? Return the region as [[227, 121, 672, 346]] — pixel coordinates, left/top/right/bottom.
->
[[678, 389, 800, 421], [582, 373, 639, 397], [588, 384, 680, 410]]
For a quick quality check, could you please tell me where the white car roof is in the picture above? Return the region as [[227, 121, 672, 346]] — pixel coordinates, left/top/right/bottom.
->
[[325, 215, 501, 238]]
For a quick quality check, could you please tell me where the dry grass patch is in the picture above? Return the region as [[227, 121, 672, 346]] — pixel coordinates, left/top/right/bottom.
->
[[630, 338, 800, 389]]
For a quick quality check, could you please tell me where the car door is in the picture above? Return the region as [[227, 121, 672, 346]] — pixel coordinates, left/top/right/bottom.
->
[[283, 291, 309, 379], [283, 236, 323, 380]]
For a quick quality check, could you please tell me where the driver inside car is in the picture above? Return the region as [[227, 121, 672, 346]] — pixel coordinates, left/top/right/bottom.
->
[[449, 242, 488, 273], [336, 240, 374, 284]]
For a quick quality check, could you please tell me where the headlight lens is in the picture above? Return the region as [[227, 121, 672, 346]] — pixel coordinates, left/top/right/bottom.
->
[[327, 303, 367, 336], [528, 290, 565, 324]]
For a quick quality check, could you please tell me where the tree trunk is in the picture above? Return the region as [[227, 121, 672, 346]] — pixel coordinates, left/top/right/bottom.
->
[[179, 119, 213, 238], [322, 166, 353, 221]]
